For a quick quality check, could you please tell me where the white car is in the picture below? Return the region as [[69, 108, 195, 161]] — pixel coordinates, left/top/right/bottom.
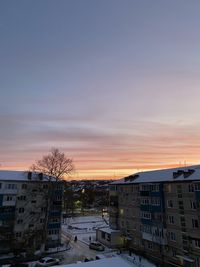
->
[[89, 242, 105, 251], [36, 257, 60, 267]]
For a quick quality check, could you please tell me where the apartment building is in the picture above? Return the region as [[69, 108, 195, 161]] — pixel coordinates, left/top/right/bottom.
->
[[109, 166, 200, 267], [0, 171, 63, 255]]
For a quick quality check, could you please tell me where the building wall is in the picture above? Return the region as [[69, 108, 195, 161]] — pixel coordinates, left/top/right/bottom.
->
[[109, 179, 200, 267], [96, 228, 123, 248], [0, 173, 63, 254]]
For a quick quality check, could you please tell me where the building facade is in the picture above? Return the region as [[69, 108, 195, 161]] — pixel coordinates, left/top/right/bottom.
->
[[0, 171, 63, 255], [109, 166, 200, 267]]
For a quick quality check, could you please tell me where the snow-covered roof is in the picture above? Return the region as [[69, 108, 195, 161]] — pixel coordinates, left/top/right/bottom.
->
[[57, 256, 135, 267], [98, 227, 120, 234], [0, 170, 53, 182], [112, 165, 200, 185]]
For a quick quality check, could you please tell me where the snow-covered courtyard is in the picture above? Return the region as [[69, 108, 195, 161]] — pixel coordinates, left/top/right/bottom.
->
[[62, 215, 109, 245]]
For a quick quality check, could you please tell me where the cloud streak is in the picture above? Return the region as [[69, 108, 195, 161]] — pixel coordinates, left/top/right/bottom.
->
[[1, 113, 200, 179]]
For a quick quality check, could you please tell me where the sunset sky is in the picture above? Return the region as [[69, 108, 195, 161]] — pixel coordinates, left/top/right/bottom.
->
[[1, 1, 200, 179]]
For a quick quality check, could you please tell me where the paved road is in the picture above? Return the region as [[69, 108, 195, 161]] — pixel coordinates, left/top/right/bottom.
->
[[51, 231, 102, 264]]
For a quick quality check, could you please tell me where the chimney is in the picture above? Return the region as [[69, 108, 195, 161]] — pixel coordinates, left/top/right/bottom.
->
[[183, 169, 195, 178], [27, 172, 32, 180], [173, 170, 184, 179]]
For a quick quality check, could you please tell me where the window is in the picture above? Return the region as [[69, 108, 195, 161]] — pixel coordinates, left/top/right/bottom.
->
[[141, 212, 151, 220], [101, 232, 106, 239], [147, 242, 153, 250], [5, 184, 17, 190], [29, 224, 34, 228], [6, 196, 13, 201], [168, 215, 174, 224], [142, 225, 151, 234], [154, 213, 163, 221], [196, 257, 200, 267], [126, 220, 130, 228], [140, 185, 150, 191], [15, 232, 22, 238], [48, 229, 59, 235], [31, 200, 36, 203], [141, 198, 150, 205], [120, 209, 124, 215], [0, 183, 2, 189], [18, 207, 24, 213], [43, 184, 48, 189], [47, 260, 54, 264], [176, 185, 182, 194], [151, 184, 159, 192], [40, 218, 45, 223], [51, 218, 59, 222], [166, 184, 171, 193], [18, 195, 26, 201], [194, 240, 200, 248], [189, 184, 194, 192], [190, 201, 197, 210], [17, 219, 23, 224], [107, 233, 111, 241], [192, 219, 199, 228], [195, 184, 200, 191], [172, 249, 176, 257], [167, 200, 173, 208], [180, 216, 186, 227], [170, 232, 176, 241], [152, 197, 160, 206], [22, 184, 27, 189]]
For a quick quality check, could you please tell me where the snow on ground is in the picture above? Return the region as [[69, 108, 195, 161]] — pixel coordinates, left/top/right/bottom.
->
[[62, 215, 108, 245], [56, 256, 135, 267], [56, 254, 156, 267], [121, 253, 156, 267]]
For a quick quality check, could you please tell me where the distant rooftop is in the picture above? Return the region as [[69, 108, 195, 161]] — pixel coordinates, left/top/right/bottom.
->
[[0, 170, 52, 182], [112, 165, 200, 185]]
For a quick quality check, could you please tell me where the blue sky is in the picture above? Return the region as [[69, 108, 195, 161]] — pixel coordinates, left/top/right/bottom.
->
[[1, 1, 200, 178]]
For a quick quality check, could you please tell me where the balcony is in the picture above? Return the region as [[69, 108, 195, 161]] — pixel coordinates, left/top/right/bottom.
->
[[142, 232, 167, 245], [140, 191, 150, 197], [2, 200, 16, 207], [195, 191, 200, 200], [140, 204, 150, 212], [48, 222, 61, 229], [0, 188, 18, 195]]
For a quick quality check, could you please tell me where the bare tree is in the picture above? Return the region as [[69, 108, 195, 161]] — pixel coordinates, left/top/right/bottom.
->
[[31, 148, 74, 181], [29, 148, 75, 252]]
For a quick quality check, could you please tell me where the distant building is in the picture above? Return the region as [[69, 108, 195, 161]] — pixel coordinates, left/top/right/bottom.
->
[[109, 166, 200, 267], [0, 171, 63, 255]]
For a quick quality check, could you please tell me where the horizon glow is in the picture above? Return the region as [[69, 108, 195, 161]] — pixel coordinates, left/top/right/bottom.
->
[[1, 1, 200, 179]]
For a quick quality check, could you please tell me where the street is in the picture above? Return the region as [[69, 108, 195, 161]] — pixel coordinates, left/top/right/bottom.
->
[[50, 230, 104, 264]]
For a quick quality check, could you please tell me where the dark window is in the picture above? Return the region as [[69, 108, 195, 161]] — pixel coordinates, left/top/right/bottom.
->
[[192, 219, 199, 228], [18, 207, 24, 213], [101, 232, 106, 239], [22, 184, 27, 189]]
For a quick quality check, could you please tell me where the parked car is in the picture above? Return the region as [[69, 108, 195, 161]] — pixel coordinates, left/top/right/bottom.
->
[[10, 263, 28, 267], [89, 242, 104, 251], [36, 257, 60, 267], [95, 254, 106, 260]]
